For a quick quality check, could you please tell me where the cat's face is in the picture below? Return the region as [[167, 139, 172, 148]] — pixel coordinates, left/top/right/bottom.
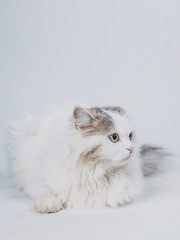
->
[[73, 106, 135, 166]]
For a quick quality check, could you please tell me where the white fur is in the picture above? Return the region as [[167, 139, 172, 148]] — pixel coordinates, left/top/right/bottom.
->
[[8, 103, 144, 213]]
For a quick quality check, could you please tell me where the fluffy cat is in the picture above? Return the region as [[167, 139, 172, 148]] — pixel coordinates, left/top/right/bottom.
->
[[8, 103, 167, 213]]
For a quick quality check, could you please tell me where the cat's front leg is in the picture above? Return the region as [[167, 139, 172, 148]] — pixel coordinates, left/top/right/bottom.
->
[[106, 180, 131, 207], [106, 187, 122, 208], [35, 195, 65, 213], [106, 178, 143, 208]]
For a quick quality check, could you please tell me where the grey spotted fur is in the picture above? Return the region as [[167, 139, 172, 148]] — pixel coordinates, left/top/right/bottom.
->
[[140, 144, 171, 176]]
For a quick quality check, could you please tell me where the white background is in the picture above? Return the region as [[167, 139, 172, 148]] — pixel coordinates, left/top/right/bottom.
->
[[0, 1, 180, 239]]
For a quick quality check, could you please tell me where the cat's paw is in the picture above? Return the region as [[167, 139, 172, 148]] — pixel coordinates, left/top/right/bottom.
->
[[35, 196, 63, 213]]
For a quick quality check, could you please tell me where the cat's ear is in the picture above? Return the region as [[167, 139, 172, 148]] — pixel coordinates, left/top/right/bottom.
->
[[73, 106, 94, 130]]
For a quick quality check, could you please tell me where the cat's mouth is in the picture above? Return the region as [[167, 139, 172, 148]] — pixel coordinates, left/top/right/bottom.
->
[[122, 155, 131, 161], [112, 152, 131, 163]]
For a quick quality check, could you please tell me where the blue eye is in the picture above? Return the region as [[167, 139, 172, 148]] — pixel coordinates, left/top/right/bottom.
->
[[109, 133, 119, 143]]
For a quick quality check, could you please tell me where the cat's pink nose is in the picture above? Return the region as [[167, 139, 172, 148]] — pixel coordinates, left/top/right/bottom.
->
[[127, 147, 133, 154]]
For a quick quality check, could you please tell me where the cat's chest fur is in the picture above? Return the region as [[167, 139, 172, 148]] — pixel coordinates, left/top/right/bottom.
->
[[60, 153, 143, 210]]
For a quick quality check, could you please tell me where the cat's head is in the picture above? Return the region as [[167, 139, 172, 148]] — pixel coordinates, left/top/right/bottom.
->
[[73, 106, 136, 166]]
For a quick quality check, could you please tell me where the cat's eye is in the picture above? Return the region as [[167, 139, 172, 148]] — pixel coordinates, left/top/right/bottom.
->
[[129, 132, 133, 140], [109, 133, 119, 143]]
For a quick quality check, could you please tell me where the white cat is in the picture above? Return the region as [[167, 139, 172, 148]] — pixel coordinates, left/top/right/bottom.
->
[[8, 103, 167, 213]]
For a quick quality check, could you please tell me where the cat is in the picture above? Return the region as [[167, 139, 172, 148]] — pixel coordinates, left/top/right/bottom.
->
[[8, 103, 168, 213]]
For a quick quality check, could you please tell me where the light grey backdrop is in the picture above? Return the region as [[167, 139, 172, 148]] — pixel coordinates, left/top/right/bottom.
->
[[0, 0, 180, 170]]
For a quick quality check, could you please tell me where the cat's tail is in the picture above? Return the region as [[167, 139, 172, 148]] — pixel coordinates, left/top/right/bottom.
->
[[140, 144, 171, 176]]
